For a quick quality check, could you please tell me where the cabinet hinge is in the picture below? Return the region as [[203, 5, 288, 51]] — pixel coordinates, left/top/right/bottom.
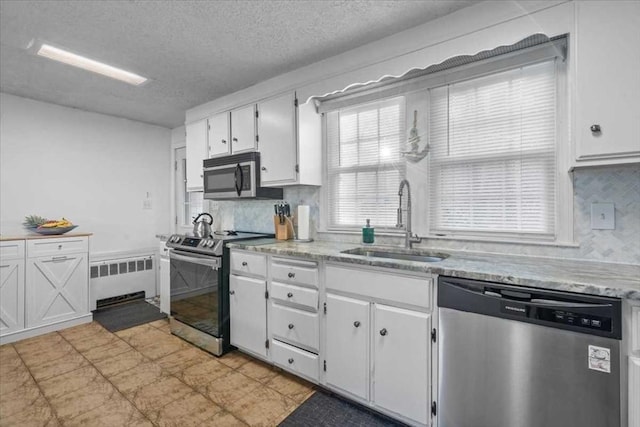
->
[[265, 290, 269, 299], [431, 328, 437, 343], [323, 302, 326, 314], [431, 401, 437, 416], [295, 164, 299, 173], [294, 98, 298, 108], [323, 360, 327, 371], [208, 123, 210, 130], [255, 110, 259, 119], [256, 134, 259, 143], [174, 216, 178, 225], [174, 160, 177, 171], [265, 339, 269, 349]]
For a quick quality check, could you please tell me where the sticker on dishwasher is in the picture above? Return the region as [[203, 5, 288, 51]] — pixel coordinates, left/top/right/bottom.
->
[[588, 345, 611, 373]]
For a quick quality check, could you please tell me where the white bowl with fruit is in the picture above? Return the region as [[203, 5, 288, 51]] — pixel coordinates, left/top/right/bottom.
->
[[23, 215, 78, 235]]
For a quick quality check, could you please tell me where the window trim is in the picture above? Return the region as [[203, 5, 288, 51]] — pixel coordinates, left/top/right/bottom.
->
[[319, 38, 573, 245]]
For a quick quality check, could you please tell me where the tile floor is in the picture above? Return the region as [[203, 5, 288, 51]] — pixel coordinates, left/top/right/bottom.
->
[[0, 319, 315, 426]]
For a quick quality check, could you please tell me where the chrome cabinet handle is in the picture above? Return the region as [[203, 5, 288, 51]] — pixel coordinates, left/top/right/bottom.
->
[[52, 256, 68, 262], [287, 272, 295, 278], [288, 358, 294, 364], [242, 261, 247, 266], [287, 292, 293, 298], [379, 328, 387, 336], [288, 323, 294, 329], [229, 290, 235, 295], [354, 321, 361, 328]]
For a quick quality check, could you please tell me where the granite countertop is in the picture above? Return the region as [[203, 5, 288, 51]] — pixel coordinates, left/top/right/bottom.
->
[[0, 232, 93, 242], [226, 239, 640, 300]]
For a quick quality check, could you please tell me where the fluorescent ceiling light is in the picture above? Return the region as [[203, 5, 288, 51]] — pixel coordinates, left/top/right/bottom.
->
[[36, 44, 147, 86]]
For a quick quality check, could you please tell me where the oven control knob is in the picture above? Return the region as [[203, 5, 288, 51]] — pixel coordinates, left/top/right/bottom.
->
[[207, 240, 215, 248]]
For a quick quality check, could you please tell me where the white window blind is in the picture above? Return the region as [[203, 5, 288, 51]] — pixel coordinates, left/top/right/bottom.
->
[[429, 60, 557, 238], [326, 97, 405, 229]]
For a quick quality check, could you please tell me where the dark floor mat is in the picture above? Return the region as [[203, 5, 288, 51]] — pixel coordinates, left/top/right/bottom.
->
[[279, 389, 407, 427], [93, 300, 167, 332]]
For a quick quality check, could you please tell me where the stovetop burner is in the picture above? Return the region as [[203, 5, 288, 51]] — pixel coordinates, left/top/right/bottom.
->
[[166, 231, 271, 256]]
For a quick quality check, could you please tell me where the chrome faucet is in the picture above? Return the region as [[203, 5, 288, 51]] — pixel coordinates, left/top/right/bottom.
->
[[397, 179, 422, 249]]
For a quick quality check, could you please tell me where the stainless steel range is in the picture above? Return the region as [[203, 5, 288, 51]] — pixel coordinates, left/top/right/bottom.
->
[[165, 231, 270, 355]]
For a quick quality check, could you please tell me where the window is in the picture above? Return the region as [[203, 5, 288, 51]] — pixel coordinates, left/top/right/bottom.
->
[[325, 97, 406, 230], [428, 60, 559, 240], [175, 147, 203, 228]]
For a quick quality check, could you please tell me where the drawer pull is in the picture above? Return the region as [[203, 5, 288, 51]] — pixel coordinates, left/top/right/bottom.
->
[[229, 290, 235, 295], [288, 272, 295, 278], [354, 321, 361, 328], [288, 323, 295, 330], [58, 244, 63, 249], [288, 358, 294, 364], [379, 328, 388, 336], [52, 256, 68, 262], [287, 292, 293, 298], [242, 261, 248, 266]]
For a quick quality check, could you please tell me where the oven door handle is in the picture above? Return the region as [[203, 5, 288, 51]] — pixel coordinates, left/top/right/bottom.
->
[[170, 251, 221, 269]]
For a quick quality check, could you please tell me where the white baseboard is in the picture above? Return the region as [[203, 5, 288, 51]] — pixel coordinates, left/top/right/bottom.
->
[[0, 314, 93, 345]]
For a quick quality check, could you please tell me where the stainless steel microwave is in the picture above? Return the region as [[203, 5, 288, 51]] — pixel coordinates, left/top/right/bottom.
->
[[203, 152, 283, 200]]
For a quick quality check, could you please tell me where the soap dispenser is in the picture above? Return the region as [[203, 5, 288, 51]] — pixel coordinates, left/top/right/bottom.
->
[[362, 219, 375, 244]]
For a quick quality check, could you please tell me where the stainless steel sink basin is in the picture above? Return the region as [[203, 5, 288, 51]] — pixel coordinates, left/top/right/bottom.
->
[[341, 247, 448, 263]]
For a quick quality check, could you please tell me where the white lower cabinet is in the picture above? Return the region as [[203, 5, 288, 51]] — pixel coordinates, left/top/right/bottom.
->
[[26, 252, 88, 328], [325, 293, 370, 400], [324, 264, 433, 426], [630, 356, 640, 427], [373, 304, 430, 425], [0, 241, 25, 336], [159, 255, 170, 315], [229, 274, 268, 359]]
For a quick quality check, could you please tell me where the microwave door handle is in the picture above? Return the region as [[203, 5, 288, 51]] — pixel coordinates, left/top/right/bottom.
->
[[234, 163, 243, 196]]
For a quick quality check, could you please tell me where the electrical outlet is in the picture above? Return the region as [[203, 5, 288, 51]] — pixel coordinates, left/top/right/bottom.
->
[[591, 202, 615, 230]]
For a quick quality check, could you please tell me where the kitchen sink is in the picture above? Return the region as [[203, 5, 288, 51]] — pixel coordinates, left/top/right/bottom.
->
[[341, 247, 448, 263]]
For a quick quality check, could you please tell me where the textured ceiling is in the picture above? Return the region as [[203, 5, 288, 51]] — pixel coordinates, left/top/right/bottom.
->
[[0, 0, 479, 128]]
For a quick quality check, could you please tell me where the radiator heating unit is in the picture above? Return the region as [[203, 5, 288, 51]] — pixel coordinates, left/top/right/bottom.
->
[[90, 255, 156, 310]]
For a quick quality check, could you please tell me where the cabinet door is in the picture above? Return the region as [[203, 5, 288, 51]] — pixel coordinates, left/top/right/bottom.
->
[[631, 357, 640, 427], [0, 259, 25, 335], [257, 93, 297, 185], [229, 274, 267, 358], [208, 112, 231, 158], [325, 293, 370, 400], [186, 119, 208, 190], [575, 1, 640, 161], [26, 254, 88, 328], [159, 256, 170, 315], [230, 105, 256, 154], [373, 304, 430, 425]]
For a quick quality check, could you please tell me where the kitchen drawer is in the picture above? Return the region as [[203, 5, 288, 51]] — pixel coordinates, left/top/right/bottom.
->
[[326, 264, 431, 309], [270, 282, 318, 311], [1, 240, 25, 260], [270, 302, 319, 351], [230, 250, 266, 278], [27, 236, 88, 258], [271, 339, 319, 382], [271, 258, 318, 288]]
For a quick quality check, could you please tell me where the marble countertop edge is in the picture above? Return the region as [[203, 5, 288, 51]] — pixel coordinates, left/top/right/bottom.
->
[[226, 240, 640, 301]]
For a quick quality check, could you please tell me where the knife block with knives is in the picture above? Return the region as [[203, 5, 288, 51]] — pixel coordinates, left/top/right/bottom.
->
[[274, 201, 294, 240]]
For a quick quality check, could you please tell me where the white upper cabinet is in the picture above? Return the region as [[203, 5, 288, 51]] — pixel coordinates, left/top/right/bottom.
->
[[230, 104, 257, 154], [208, 112, 231, 158], [257, 92, 322, 187], [185, 119, 208, 191], [574, 1, 640, 166], [257, 92, 298, 185]]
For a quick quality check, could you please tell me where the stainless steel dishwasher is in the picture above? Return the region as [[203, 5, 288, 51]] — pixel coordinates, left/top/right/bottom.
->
[[437, 276, 622, 427]]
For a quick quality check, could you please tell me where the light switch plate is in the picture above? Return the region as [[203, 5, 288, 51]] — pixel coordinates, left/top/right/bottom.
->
[[591, 202, 615, 230]]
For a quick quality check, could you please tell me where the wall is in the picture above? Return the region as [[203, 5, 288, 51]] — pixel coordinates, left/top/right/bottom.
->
[[0, 93, 172, 256]]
